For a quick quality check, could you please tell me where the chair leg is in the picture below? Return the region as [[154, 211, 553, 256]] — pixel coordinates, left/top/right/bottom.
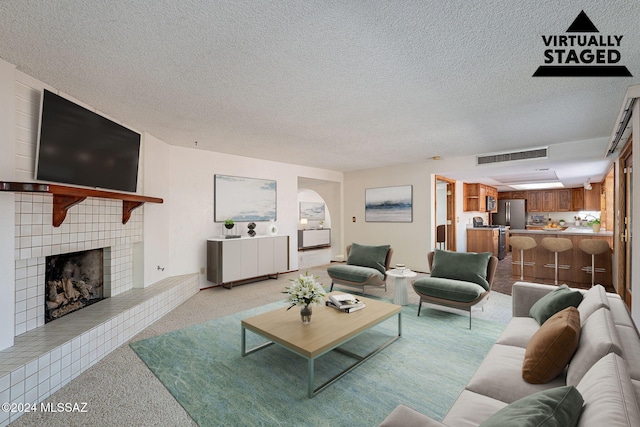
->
[[554, 252, 559, 285], [520, 249, 524, 281], [330, 281, 334, 292], [591, 254, 596, 287], [469, 310, 472, 329], [417, 300, 422, 316]]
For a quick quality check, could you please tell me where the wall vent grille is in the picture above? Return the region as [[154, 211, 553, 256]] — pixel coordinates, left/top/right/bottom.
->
[[477, 147, 548, 165]]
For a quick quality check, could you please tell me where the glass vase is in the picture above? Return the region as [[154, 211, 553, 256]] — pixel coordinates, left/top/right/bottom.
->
[[300, 305, 312, 324]]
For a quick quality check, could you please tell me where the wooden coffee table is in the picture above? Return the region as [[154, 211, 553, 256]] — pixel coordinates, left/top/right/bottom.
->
[[241, 292, 402, 398]]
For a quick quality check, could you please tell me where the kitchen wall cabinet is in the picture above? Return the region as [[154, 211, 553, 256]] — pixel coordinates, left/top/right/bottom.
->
[[463, 183, 498, 212], [571, 183, 601, 211], [541, 190, 557, 212], [497, 185, 602, 213], [571, 188, 585, 210], [557, 189, 572, 211], [584, 183, 602, 210], [207, 235, 289, 288], [527, 191, 542, 212]]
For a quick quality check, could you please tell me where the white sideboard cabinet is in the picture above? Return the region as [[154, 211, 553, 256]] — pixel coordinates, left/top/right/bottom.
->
[[298, 229, 331, 250], [207, 235, 289, 288]]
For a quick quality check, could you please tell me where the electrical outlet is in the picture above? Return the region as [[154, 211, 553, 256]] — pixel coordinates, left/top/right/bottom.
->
[[200, 267, 205, 274]]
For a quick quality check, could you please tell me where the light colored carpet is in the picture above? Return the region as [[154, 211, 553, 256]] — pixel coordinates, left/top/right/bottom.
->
[[130, 300, 506, 426], [10, 265, 512, 427]]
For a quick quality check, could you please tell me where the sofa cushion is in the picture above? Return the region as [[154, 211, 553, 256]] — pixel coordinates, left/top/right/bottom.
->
[[576, 353, 640, 427], [566, 307, 623, 386], [430, 249, 491, 290], [378, 404, 447, 427], [412, 277, 486, 303], [479, 386, 583, 427], [347, 243, 390, 274], [522, 307, 581, 384], [608, 296, 636, 329], [615, 325, 640, 379], [529, 284, 583, 325], [442, 390, 508, 427], [577, 284, 609, 324], [327, 264, 383, 284], [466, 344, 565, 404], [496, 317, 540, 348]]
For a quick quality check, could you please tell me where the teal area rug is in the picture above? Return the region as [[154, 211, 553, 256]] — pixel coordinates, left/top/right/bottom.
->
[[130, 302, 505, 427]]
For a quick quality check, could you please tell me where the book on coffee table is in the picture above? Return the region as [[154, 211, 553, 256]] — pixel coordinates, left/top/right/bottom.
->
[[326, 300, 366, 313], [329, 293, 363, 309]]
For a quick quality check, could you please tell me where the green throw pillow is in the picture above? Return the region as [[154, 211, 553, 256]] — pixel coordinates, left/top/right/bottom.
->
[[347, 243, 390, 275], [529, 284, 584, 325], [479, 386, 583, 427], [430, 249, 491, 290]]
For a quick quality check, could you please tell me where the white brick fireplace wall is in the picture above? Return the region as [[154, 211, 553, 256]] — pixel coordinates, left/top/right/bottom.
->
[[14, 193, 143, 337]]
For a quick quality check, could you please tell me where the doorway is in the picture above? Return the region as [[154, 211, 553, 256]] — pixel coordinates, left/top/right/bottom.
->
[[618, 139, 633, 308], [435, 175, 456, 251]]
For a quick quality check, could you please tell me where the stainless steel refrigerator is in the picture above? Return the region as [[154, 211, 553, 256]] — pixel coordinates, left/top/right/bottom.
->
[[493, 199, 526, 229]]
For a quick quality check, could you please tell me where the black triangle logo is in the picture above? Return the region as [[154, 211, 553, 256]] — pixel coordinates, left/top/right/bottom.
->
[[567, 11, 599, 32]]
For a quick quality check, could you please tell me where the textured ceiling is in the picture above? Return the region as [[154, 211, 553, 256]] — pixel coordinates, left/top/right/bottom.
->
[[0, 1, 638, 178]]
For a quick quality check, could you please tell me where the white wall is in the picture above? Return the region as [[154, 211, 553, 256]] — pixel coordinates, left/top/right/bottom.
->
[[166, 145, 343, 288], [344, 164, 431, 272], [0, 59, 16, 349], [140, 133, 171, 287]]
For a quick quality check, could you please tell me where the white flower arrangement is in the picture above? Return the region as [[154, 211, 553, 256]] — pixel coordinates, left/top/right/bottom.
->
[[284, 273, 326, 309]]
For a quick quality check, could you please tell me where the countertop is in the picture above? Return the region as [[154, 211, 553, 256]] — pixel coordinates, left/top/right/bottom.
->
[[510, 227, 613, 236]]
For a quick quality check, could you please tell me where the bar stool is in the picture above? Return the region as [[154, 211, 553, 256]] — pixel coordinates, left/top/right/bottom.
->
[[436, 225, 446, 249], [578, 239, 611, 287], [510, 236, 537, 280], [541, 237, 573, 285]]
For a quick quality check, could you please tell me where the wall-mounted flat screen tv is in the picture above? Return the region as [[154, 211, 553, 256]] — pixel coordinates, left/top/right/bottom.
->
[[35, 89, 141, 193]]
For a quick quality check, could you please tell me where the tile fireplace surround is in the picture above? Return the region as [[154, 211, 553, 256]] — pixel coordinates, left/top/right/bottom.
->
[[0, 193, 199, 426]]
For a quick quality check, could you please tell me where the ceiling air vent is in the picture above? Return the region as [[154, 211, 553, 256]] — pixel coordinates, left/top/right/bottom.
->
[[477, 147, 549, 165]]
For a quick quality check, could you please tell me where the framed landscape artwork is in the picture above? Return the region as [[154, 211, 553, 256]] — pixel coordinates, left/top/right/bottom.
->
[[365, 185, 413, 222], [214, 174, 277, 222], [299, 202, 325, 220]]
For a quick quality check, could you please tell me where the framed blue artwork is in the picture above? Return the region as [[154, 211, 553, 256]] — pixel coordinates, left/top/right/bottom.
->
[[214, 174, 277, 222]]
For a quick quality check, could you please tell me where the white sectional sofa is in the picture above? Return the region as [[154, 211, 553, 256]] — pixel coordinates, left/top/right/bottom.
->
[[380, 282, 640, 427]]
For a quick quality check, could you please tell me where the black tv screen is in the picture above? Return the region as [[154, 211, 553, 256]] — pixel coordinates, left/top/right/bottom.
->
[[35, 89, 141, 193]]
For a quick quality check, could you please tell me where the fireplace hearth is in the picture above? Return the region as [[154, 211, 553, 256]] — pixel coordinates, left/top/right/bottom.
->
[[45, 249, 105, 323]]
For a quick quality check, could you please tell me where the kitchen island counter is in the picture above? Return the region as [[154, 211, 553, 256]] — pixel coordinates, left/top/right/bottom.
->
[[509, 230, 612, 287], [510, 227, 613, 236]]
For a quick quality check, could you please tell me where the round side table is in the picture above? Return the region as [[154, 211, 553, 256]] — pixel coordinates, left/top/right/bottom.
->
[[387, 269, 417, 305]]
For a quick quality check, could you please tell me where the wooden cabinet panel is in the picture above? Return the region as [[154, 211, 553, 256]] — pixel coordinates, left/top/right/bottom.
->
[[527, 191, 542, 212], [467, 228, 499, 257], [572, 188, 584, 210], [584, 183, 602, 211], [498, 191, 512, 200], [464, 183, 497, 212], [557, 189, 572, 211], [510, 232, 612, 286], [541, 190, 557, 212]]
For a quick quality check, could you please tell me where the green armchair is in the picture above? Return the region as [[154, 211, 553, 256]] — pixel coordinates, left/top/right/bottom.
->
[[327, 243, 393, 295], [411, 249, 498, 328]]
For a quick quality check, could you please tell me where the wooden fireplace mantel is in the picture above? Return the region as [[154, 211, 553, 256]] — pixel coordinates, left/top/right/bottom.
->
[[0, 181, 163, 227]]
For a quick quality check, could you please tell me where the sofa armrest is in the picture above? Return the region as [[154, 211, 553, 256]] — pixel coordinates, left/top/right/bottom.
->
[[512, 281, 559, 317], [379, 405, 447, 427]]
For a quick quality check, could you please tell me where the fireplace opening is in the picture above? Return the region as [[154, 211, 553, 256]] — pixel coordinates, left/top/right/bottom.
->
[[45, 249, 105, 323]]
